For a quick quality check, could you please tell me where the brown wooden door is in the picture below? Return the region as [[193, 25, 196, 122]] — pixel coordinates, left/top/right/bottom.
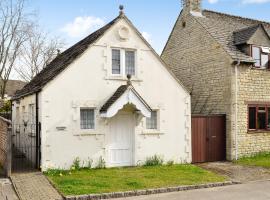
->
[[192, 115, 226, 163], [192, 117, 207, 163]]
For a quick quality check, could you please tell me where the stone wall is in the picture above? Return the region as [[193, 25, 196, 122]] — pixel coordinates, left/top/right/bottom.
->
[[161, 11, 235, 159], [0, 116, 11, 176], [236, 65, 270, 157]]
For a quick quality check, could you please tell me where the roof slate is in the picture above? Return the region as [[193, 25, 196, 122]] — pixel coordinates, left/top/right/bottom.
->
[[194, 10, 270, 63], [13, 15, 121, 100], [233, 24, 262, 45], [100, 85, 129, 113]]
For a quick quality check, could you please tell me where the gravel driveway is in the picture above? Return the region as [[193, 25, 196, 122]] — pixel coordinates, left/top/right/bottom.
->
[[197, 162, 270, 183]]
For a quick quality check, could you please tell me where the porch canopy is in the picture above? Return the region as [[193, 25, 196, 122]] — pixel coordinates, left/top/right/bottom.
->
[[100, 84, 152, 118]]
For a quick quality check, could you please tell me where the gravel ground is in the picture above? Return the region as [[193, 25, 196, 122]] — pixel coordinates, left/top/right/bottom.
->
[[197, 162, 270, 183]]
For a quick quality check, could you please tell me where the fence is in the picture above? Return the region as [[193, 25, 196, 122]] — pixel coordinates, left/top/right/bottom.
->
[[0, 116, 11, 177]]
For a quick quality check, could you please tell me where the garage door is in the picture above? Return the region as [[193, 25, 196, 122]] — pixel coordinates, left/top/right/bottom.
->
[[192, 115, 226, 163]]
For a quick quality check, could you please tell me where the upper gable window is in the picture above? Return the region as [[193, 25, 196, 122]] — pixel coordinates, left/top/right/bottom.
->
[[125, 51, 135, 75], [252, 45, 270, 69], [112, 49, 121, 74], [111, 49, 136, 76]]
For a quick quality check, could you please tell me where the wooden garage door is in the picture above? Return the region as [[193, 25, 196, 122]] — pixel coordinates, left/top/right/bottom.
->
[[192, 115, 226, 163]]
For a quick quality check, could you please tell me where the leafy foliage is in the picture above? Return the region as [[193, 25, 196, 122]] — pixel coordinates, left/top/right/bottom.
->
[[96, 156, 106, 169], [143, 155, 164, 166]]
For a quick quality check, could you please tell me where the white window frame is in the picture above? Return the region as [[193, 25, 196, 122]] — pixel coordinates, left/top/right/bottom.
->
[[80, 107, 96, 130], [110, 48, 137, 77]]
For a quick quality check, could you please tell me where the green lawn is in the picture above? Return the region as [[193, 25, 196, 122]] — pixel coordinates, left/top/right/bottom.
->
[[45, 165, 226, 195], [235, 152, 270, 169]]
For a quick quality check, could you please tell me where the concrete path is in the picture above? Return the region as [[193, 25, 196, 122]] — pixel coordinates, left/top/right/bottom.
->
[[197, 162, 270, 183], [0, 178, 18, 200], [10, 172, 62, 200], [111, 180, 270, 200]]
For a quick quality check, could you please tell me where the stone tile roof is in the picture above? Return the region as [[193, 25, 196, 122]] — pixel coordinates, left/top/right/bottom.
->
[[194, 10, 270, 63], [2, 80, 26, 97], [100, 85, 129, 113], [100, 84, 152, 113], [233, 24, 262, 45], [12, 15, 121, 100]]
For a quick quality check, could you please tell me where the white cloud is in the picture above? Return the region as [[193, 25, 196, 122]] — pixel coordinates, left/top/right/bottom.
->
[[142, 31, 152, 44], [242, 0, 270, 3], [61, 16, 105, 38], [208, 0, 219, 3]]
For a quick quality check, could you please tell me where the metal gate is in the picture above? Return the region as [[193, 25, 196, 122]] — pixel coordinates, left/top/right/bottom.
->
[[11, 112, 40, 172], [192, 115, 226, 163]]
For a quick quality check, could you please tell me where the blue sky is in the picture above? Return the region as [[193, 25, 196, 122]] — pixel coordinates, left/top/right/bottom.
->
[[26, 0, 270, 54]]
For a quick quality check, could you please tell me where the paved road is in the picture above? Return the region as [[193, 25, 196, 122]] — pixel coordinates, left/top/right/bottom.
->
[[112, 180, 270, 200]]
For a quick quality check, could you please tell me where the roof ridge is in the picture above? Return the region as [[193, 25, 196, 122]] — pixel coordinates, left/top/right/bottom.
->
[[203, 9, 270, 26]]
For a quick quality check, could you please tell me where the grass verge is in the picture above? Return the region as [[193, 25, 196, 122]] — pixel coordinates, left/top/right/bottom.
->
[[235, 152, 270, 169], [45, 164, 226, 195]]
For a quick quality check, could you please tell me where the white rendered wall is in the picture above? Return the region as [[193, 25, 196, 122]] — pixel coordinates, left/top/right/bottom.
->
[[33, 18, 191, 170]]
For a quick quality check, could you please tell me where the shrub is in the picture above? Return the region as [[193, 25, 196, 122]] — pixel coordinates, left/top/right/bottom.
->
[[71, 157, 80, 170], [166, 160, 174, 166], [96, 156, 106, 169], [86, 158, 93, 169], [143, 155, 164, 166]]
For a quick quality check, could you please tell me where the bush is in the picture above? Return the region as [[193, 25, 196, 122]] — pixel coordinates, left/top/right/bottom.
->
[[143, 155, 164, 166], [71, 157, 80, 170], [166, 160, 174, 166], [96, 156, 106, 169]]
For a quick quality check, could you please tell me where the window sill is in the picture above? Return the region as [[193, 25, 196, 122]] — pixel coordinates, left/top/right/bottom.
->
[[105, 76, 142, 82], [141, 130, 164, 136], [247, 130, 270, 134], [251, 67, 269, 70]]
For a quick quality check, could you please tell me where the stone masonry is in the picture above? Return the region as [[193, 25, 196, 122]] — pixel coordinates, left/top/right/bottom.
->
[[161, 2, 270, 159], [161, 10, 235, 159]]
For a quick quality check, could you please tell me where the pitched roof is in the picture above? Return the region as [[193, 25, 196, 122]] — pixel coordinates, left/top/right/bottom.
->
[[100, 84, 152, 114], [1, 80, 26, 97], [100, 85, 129, 113], [193, 10, 270, 63], [233, 24, 263, 45], [12, 15, 121, 100]]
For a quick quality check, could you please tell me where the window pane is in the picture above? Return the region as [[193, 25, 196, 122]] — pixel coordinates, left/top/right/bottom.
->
[[248, 107, 256, 129], [252, 46, 260, 67], [112, 49, 120, 74], [261, 53, 269, 68], [80, 109, 95, 129], [125, 51, 135, 75], [257, 107, 266, 129], [146, 111, 157, 129]]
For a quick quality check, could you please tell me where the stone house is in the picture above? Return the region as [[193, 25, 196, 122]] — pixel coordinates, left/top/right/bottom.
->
[[11, 8, 191, 171], [162, 0, 270, 160]]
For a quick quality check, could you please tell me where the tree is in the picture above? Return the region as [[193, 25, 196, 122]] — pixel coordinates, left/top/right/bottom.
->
[[15, 26, 64, 82]]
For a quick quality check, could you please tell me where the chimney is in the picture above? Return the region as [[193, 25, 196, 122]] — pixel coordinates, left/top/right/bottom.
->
[[182, 0, 203, 17]]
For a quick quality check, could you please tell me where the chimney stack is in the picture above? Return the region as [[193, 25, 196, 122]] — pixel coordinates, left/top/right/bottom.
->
[[182, 0, 203, 17]]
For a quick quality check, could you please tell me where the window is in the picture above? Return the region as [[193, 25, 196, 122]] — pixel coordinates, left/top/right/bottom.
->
[[111, 49, 136, 76], [28, 104, 35, 123], [80, 108, 95, 129], [112, 49, 121, 74], [125, 51, 135, 75], [146, 111, 157, 129], [248, 105, 270, 131], [251, 46, 270, 68], [252, 46, 261, 67]]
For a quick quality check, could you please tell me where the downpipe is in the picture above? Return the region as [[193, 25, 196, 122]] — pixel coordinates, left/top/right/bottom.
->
[[234, 60, 240, 160]]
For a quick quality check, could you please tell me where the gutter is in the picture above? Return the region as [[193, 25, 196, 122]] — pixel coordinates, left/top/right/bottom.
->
[[234, 59, 240, 160]]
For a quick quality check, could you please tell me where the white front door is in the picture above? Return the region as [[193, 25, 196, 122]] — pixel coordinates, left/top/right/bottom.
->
[[108, 113, 134, 167]]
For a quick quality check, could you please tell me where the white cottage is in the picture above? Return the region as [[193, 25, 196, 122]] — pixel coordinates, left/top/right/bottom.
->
[[11, 8, 191, 171]]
